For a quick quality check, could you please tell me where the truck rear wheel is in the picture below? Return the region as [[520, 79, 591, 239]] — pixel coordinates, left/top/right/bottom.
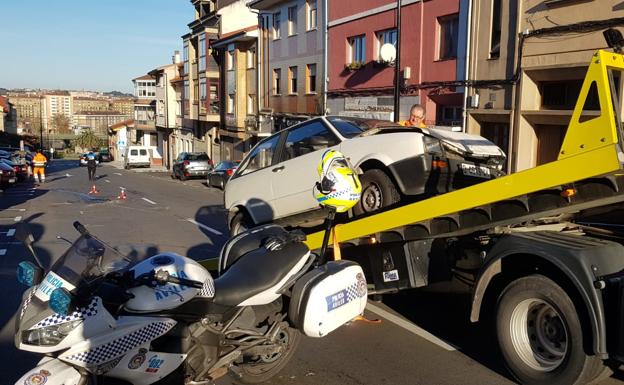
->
[[496, 275, 604, 385]]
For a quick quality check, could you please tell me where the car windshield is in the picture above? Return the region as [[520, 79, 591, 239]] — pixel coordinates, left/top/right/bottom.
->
[[187, 153, 209, 161], [50, 234, 132, 286]]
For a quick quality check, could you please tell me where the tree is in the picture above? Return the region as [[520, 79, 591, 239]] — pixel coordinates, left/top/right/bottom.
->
[[51, 113, 71, 134], [74, 129, 102, 151]]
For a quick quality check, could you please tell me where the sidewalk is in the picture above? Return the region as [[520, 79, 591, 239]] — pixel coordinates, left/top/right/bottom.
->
[[107, 160, 168, 173]]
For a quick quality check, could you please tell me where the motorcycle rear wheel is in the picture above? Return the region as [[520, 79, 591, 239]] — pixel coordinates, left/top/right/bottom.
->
[[231, 326, 301, 384]]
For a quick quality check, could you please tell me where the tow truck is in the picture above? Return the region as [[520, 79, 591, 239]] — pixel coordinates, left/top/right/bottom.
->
[[297, 46, 624, 385]]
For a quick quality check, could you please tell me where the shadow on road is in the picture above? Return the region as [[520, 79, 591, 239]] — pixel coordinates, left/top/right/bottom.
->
[[187, 204, 229, 264]]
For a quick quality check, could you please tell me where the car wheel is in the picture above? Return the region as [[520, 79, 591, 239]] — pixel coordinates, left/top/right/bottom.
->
[[353, 169, 400, 216], [180, 174, 187, 181], [496, 275, 605, 385], [230, 211, 253, 236]]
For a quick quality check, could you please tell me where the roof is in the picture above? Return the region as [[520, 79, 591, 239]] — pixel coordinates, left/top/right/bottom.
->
[[74, 111, 126, 116], [132, 74, 155, 81], [248, 0, 287, 10], [134, 99, 156, 106], [110, 119, 135, 130], [211, 26, 258, 48]]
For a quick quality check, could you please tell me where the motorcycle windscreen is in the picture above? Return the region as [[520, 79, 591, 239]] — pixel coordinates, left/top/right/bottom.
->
[[289, 260, 368, 337]]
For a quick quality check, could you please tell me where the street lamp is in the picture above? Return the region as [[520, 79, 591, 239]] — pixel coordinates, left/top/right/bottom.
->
[[393, 0, 402, 122]]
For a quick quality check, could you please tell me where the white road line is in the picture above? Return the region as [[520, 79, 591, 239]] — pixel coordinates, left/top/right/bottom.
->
[[0, 249, 5, 256], [142, 197, 157, 205], [186, 218, 223, 236], [4, 209, 26, 211], [14, 216, 22, 222], [114, 173, 122, 176], [7, 229, 15, 237], [105, 180, 111, 183], [365, 303, 457, 351]]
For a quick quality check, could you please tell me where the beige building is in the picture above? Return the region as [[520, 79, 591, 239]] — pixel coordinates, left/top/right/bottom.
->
[[42, 92, 72, 132], [466, 0, 624, 172], [73, 97, 110, 114], [8, 94, 43, 134], [181, 0, 221, 161], [110, 98, 135, 116], [73, 111, 132, 136], [212, 0, 259, 160]]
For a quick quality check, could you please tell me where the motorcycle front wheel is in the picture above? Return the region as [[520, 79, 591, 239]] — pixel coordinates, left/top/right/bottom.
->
[[231, 326, 301, 384]]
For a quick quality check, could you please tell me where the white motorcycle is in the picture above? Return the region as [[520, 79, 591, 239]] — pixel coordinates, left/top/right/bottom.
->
[[13, 219, 368, 385]]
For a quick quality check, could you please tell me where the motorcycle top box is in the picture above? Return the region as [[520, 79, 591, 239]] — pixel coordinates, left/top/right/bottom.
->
[[289, 260, 368, 337]]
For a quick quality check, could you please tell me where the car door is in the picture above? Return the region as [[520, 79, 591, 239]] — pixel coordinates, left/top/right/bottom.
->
[[173, 153, 185, 174], [225, 133, 284, 224], [271, 120, 340, 218]]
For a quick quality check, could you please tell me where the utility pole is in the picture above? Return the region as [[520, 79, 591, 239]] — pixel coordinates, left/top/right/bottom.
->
[[393, 0, 402, 122]]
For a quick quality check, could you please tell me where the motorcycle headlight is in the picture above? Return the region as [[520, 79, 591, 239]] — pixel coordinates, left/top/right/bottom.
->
[[22, 320, 82, 346]]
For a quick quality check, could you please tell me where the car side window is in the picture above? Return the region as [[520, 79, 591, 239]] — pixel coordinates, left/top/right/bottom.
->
[[239, 135, 281, 176], [283, 121, 339, 161]]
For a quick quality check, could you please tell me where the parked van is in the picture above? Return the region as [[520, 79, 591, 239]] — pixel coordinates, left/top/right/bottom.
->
[[124, 146, 151, 169]]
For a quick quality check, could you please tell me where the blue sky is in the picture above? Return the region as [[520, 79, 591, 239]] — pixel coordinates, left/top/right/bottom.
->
[[0, 0, 190, 93]]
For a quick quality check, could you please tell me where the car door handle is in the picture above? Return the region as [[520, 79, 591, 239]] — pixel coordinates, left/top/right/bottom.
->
[[272, 166, 285, 173]]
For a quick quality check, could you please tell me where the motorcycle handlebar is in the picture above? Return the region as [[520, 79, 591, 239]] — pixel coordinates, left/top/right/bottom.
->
[[153, 270, 203, 289], [73, 221, 90, 236]]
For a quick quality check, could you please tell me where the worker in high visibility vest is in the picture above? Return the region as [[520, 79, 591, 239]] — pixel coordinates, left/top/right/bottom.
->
[[32, 150, 47, 184]]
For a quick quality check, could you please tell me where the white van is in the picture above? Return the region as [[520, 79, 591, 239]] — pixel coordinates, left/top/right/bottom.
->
[[124, 146, 151, 169]]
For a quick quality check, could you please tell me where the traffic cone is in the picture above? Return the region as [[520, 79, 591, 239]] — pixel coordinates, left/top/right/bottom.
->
[[117, 187, 127, 200], [88, 184, 99, 195]]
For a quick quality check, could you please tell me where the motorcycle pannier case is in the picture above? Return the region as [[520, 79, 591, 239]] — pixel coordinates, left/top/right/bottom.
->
[[289, 260, 367, 337]]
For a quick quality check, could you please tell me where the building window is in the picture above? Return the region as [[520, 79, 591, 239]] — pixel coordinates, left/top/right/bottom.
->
[[489, 0, 502, 59], [289, 66, 298, 94], [307, 64, 317, 93], [273, 69, 282, 95], [247, 49, 256, 69], [307, 0, 317, 31], [199, 78, 207, 100], [288, 6, 297, 36], [438, 14, 459, 60], [273, 12, 281, 39], [209, 82, 219, 113], [348, 35, 366, 64], [184, 81, 190, 101], [227, 48, 235, 71], [248, 94, 256, 115], [227, 94, 235, 114], [376, 29, 397, 60], [199, 33, 206, 72], [183, 40, 189, 75]]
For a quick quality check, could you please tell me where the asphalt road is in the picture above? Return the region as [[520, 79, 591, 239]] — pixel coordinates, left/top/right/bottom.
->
[[1, 160, 622, 385]]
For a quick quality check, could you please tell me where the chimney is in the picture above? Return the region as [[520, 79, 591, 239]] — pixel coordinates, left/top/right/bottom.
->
[[173, 51, 181, 64]]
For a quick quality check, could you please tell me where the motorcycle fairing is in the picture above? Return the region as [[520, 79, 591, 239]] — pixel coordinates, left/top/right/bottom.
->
[[14, 357, 82, 385], [105, 349, 187, 385]]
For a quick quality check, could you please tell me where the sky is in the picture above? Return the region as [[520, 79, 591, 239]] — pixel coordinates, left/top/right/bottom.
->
[[0, 0, 191, 94]]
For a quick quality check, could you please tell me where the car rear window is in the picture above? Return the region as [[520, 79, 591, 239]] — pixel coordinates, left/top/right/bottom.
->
[[187, 153, 209, 161], [139, 149, 148, 155], [130, 150, 138, 155]]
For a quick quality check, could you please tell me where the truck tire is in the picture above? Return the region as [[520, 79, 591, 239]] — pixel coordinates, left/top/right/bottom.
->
[[353, 169, 400, 216], [496, 275, 605, 385], [230, 211, 253, 236]]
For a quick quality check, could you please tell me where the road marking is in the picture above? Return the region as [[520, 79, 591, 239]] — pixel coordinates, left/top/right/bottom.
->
[[14, 216, 22, 222], [186, 218, 223, 236], [365, 303, 457, 351], [142, 197, 157, 205], [7, 229, 15, 237], [65, 173, 73, 177], [0, 249, 5, 256], [4, 209, 26, 211], [114, 173, 122, 176], [105, 180, 111, 183]]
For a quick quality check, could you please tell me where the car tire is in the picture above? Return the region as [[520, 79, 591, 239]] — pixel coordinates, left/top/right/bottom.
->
[[352, 169, 400, 216], [496, 275, 605, 385], [180, 174, 187, 181], [230, 211, 253, 236]]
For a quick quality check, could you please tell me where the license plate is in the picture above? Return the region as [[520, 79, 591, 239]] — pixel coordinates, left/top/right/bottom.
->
[[8, 178, 16, 183], [383, 269, 400, 282], [461, 163, 491, 179]]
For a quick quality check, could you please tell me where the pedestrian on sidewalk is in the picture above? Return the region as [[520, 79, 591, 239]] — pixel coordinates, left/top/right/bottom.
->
[[32, 149, 47, 184], [86, 151, 98, 181]]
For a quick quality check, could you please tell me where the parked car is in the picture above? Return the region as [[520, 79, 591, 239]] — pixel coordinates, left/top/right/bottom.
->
[[0, 157, 29, 181], [98, 149, 113, 162], [0, 162, 17, 189], [207, 160, 240, 189], [225, 116, 507, 234], [172, 152, 212, 180], [79, 153, 100, 167], [124, 146, 151, 169]]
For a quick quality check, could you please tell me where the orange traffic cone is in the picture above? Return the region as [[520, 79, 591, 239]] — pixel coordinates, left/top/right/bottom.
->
[[117, 187, 127, 200], [88, 184, 99, 195]]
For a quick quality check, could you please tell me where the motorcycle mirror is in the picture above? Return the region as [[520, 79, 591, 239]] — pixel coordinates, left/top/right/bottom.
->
[[15, 223, 44, 270]]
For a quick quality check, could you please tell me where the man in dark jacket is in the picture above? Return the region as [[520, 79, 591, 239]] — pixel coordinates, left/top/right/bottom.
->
[[86, 152, 98, 181]]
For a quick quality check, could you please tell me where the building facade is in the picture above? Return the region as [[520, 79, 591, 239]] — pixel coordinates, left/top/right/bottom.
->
[[72, 97, 111, 114], [132, 74, 163, 166], [250, 0, 326, 132], [110, 98, 135, 116], [42, 92, 72, 132], [466, 0, 624, 172], [73, 111, 132, 136], [0, 96, 17, 134], [212, 0, 259, 160], [8, 94, 43, 134], [327, 0, 467, 124], [181, 0, 221, 162], [150, 60, 181, 170]]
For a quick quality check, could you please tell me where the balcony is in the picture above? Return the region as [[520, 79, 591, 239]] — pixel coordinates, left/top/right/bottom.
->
[[135, 120, 156, 131]]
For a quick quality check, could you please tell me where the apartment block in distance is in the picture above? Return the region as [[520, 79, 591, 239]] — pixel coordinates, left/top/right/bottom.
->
[[7, 93, 43, 134], [250, 0, 326, 131]]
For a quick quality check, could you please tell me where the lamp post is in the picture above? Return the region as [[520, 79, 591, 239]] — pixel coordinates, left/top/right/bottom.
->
[[393, 0, 402, 122]]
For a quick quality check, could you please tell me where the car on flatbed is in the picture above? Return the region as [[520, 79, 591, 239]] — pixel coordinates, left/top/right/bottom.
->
[[224, 116, 506, 234]]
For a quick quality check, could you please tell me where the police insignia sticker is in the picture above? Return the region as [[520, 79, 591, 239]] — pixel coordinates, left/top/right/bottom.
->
[[128, 348, 147, 370], [24, 370, 50, 385]]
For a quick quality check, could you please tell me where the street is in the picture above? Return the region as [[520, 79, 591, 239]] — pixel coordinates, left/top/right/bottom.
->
[[1, 161, 623, 385]]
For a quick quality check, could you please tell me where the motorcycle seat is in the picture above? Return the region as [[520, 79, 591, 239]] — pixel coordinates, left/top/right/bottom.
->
[[212, 241, 310, 307]]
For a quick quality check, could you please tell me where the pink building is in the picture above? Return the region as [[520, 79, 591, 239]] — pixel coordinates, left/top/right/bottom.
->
[[328, 0, 466, 126]]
